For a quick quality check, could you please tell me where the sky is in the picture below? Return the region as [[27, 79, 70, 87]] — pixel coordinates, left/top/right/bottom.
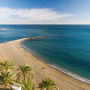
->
[[0, 0, 90, 24]]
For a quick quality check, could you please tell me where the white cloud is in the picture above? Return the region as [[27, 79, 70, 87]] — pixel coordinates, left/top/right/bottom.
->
[[0, 7, 73, 24]]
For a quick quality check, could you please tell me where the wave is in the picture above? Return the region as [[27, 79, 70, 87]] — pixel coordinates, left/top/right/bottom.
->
[[50, 65, 90, 84]]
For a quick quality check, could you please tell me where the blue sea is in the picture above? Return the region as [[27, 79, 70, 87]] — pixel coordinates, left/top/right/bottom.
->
[[0, 25, 90, 81]]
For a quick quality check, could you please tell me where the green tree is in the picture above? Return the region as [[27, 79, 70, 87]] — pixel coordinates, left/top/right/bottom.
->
[[0, 70, 16, 89], [17, 64, 34, 83], [0, 60, 15, 72], [39, 78, 58, 90], [22, 80, 35, 90]]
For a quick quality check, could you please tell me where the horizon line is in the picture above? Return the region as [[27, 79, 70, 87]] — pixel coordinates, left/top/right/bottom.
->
[[0, 24, 90, 25]]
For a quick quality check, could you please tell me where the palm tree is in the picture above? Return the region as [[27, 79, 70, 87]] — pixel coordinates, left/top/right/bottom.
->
[[0, 59, 3, 73], [0, 70, 16, 89], [0, 59, 3, 64], [17, 64, 34, 83], [38, 78, 58, 90], [22, 80, 35, 90], [0, 60, 15, 72]]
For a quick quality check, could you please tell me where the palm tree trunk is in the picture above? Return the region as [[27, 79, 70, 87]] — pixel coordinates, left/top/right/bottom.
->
[[24, 74, 25, 80], [4, 84, 7, 90], [9, 85, 12, 90]]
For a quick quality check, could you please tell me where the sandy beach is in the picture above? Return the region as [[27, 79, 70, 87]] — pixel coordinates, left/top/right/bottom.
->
[[0, 38, 90, 90]]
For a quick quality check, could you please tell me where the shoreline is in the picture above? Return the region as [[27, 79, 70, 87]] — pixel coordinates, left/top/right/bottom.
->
[[0, 38, 90, 89], [0, 28, 7, 30], [21, 38, 90, 85]]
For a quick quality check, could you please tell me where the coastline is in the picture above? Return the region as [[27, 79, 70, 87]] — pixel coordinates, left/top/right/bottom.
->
[[21, 38, 90, 84], [0, 28, 7, 30], [0, 38, 90, 90]]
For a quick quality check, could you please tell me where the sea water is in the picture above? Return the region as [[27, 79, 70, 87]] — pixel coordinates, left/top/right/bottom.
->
[[0, 25, 90, 81]]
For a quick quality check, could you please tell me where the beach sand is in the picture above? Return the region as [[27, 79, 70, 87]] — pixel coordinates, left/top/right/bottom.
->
[[0, 38, 90, 90]]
